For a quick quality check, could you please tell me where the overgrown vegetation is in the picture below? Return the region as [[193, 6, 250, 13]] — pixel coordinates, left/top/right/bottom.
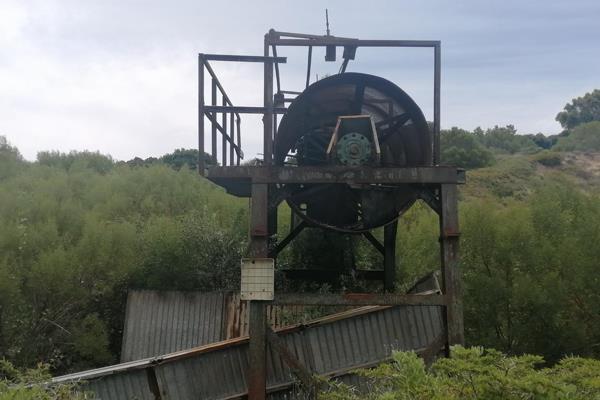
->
[[0, 360, 87, 399], [0, 143, 246, 373], [0, 89, 599, 380], [320, 347, 600, 399]]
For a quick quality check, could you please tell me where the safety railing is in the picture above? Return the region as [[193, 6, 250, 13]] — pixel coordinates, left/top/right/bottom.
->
[[197, 54, 287, 175]]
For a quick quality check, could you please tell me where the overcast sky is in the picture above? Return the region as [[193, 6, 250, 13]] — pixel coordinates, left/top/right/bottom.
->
[[1, 0, 599, 161]]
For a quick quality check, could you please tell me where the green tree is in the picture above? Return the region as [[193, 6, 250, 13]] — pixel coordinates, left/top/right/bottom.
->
[[0, 136, 25, 180], [440, 127, 494, 169], [0, 145, 247, 374], [481, 125, 539, 154], [554, 121, 600, 152], [37, 150, 113, 174], [556, 89, 600, 129]]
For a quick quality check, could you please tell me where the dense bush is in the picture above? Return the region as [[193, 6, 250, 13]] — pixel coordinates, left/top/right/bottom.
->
[[440, 125, 543, 170], [1, 134, 600, 378], [531, 150, 562, 166], [320, 347, 600, 399], [0, 144, 246, 373], [480, 125, 540, 154], [398, 183, 600, 362], [0, 360, 86, 399], [554, 121, 600, 152], [441, 128, 494, 169]]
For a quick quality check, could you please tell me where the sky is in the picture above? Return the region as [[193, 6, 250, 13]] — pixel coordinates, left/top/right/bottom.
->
[[1, 0, 599, 161]]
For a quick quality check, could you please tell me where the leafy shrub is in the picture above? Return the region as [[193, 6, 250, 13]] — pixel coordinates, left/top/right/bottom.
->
[[37, 150, 114, 174], [480, 125, 540, 154], [320, 347, 600, 400], [0, 359, 89, 399], [0, 157, 246, 373], [467, 156, 537, 198], [554, 121, 600, 152], [531, 150, 562, 167], [441, 128, 494, 169]]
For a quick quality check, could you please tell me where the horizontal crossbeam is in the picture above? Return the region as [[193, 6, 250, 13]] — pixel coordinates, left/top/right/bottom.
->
[[268, 38, 440, 48], [280, 269, 385, 281], [207, 166, 466, 185], [204, 105, 288, 114], [272, 293, 446, 306], [200, 54, 287, 63]]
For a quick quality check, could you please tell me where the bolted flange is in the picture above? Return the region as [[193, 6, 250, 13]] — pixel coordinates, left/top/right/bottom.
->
[[335, 133, 372, 166]]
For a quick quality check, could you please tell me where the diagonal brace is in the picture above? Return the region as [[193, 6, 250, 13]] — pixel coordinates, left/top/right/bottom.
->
[[266, 327, 318, 393], [269, 220, 307, 257], [362, 231, 385, 255]]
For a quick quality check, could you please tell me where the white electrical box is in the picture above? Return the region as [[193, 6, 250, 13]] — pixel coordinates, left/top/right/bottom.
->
[[240, 258, 274, 301]]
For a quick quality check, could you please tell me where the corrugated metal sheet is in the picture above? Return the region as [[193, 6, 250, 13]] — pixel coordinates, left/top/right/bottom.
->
[[121, 291, 352, 362], [121, 291, 228, 362], [54, 303, 444, 400], [85, 369, 154, 400]]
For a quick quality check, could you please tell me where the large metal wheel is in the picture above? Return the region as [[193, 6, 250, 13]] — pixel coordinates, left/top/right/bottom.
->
[[275, 72, 431, 232]]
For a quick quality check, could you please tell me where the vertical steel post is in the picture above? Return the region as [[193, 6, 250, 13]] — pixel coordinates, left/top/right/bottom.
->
[[198, 54, 205, 175], [306, 46, 313, 89], [247, 36, 273, 399], [222, 95, 227, 166], [236, 118, 241, 165], [263, 36, 274, 165], [383, 220, 398, 292], [211, 79, 217, 163], [247, 183, 269, 400], [230, 112, 235, 166], [433, 43, 441, 165], [439, 184, 464, 350], [248, 301, 267, 399]]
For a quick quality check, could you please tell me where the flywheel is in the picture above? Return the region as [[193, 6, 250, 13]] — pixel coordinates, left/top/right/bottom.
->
[[275, 72, 431, 232]]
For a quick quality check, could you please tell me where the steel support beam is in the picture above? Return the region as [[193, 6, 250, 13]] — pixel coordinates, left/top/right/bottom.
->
[[203, 105, 288, 115], [280, 268, 385, 281], [248, 302, 267, 399], [384, 221, 398, 292], [264, 43, 274, 165], [439, 184, 464, 350], [198, 54, 205, 175], [222, 95, 227, 166], [433, 43, 441, 164], [265, 327, 317, 393], [201, 54, 287, 63], [247, 183, 269, 400], [267, 38, 440, 48], [362, 231, 384, 255], [207, 166, 465, 185], [269, 220, 306, 257], [273, 293, 446, 306], [211, 79, 218, 161]]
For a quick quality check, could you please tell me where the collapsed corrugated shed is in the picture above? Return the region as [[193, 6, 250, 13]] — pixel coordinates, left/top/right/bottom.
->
[[54, 303, 444, 399], [121, 291, 353, 362]]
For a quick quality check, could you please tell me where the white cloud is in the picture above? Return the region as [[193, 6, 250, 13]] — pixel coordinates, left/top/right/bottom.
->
[[1, 0, 599, 161]]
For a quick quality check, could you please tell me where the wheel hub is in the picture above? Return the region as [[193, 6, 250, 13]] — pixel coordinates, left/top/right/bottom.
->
[[336, 133, 372, 166]]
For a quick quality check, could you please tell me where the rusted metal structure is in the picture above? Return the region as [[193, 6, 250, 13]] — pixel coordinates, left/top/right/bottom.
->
[[53, 284, 445, 399], [120, 290, 353, 362], [198, 29, 464, 399]]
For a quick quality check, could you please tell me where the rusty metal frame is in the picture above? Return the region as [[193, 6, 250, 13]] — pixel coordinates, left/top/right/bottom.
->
[[198, 30, 442, 174], [198, 54, 286, 172], [197, 29, 461, 400], [264, 29, 442, 165]]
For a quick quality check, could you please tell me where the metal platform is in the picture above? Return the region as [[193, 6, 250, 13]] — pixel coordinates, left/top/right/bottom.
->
[[206, 165, 466, 197]]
